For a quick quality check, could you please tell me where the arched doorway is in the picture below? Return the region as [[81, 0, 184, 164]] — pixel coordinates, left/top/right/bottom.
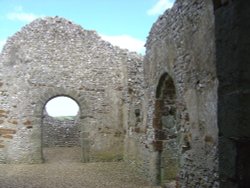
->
[[153, 73, 179, 187], [42, 96, 81, 163]]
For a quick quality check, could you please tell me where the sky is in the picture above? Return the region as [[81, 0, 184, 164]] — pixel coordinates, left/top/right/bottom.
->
[[0, 0, 175, 116], [0, 0, 175, 54], [46, 97, 79, 117]]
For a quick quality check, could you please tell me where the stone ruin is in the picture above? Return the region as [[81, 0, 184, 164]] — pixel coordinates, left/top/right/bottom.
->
[[0, 16, 143, 163], [1, 0, 250, 187]]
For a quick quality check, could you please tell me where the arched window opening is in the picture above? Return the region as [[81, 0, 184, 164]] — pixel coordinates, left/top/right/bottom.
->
[[42, 96, 81, 163], [153, 73, 179, 187], [45, 96, 79, 117]]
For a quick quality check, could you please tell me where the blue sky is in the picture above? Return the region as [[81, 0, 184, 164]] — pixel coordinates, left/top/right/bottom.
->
[[0, 0, 175, 116], [0, 0, 175, 55]]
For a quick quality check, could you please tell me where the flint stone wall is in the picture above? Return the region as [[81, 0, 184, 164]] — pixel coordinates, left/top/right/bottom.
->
[[0, 17, 143, 163], [125, 0, 219, 187], [42, 114, 80, 147], [0, 1, 249, 187]]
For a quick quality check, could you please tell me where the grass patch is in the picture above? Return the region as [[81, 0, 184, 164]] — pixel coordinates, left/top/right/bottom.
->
[[53, 116, 76, 120]]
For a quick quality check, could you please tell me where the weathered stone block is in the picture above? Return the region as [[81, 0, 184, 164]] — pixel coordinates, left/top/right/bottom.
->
[[153, 117, 162, 129], [153, 140, 163, 151], [0, 128, 16, 135], [2, 134, 13, 139], [23, 120, 32, 126], [8, 119, 18, 125], [0, 110, 7, 114], [155, 129, 167, 140]]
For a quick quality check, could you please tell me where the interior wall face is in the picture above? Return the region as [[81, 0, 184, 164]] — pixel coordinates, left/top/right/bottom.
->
[[124, 0, 219, 186], [214, 0, 250, 187], [153, 74, 179, 186], [0, 17, 142, 163], [2, 0, 249, 186]]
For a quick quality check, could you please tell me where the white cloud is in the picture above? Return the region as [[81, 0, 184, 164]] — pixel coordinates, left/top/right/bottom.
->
[[7, 12, 40, 22], [147, 0, 174, 16], [0, 39, 6, 52], [6, 6, 43, 22], [100, 34, 145, 54]]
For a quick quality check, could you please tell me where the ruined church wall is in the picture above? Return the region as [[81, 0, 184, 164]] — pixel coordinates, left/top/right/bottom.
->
[[0, 17, 142, 163], [125, 0, 219, 186]]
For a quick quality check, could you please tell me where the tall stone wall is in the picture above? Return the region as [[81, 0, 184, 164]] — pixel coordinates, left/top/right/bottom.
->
[[0, 17, 142, 163], [0, 1, 249, 187], [125, 0, 219, 187], [214, 0, 250, 187]]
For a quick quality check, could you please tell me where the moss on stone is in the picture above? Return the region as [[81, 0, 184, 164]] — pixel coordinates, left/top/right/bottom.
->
[[91, 151, 123, 162]]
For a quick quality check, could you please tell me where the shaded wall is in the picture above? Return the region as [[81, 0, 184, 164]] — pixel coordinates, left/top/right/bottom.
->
[[125, 0, 219, 187], [214, 0, 250, 187]]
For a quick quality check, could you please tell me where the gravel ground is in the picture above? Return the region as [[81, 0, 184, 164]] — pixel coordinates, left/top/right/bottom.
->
[[0, 148, 159, 188]]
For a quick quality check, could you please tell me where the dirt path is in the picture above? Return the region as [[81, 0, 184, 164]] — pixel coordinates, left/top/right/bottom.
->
[[0, 148, 159, 188]]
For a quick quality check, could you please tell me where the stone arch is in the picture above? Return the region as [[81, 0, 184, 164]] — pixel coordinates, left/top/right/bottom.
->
[[0, 17, 141, 164], [42, 96, 80, 162], [34, 87, 90, 163], [153, 73, 179, 186], [34, 87, 86, 118]]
